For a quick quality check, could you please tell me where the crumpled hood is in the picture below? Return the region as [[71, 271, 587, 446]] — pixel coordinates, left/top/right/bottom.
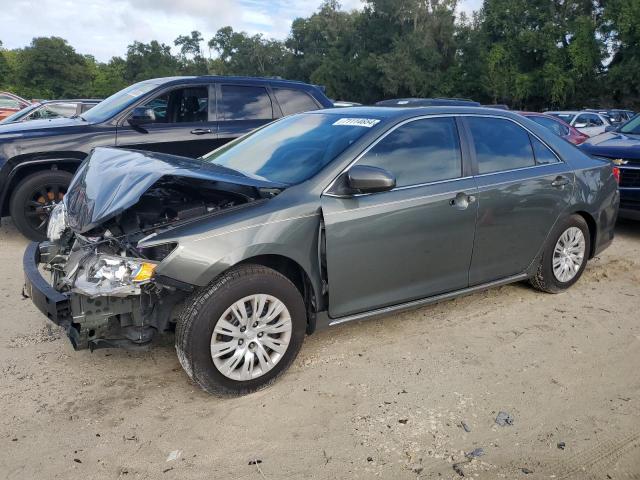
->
[[580, 132, 640, 161], [64, 147, 287, 233]]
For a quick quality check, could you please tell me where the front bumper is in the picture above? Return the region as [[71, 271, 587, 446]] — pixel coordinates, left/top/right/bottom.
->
[[23, 241, 186, 350], [23, 242, 71, 326]]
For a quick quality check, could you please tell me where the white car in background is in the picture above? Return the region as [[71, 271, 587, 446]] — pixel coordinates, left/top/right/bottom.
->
[[546, 111, 611, 137]]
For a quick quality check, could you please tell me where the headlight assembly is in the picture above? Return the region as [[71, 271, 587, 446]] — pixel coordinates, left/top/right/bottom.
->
[[69, 253, 158, 298], [47, 202, 68, 241]]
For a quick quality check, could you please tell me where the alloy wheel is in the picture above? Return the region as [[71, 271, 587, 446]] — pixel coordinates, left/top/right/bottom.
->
[[23, 183, 66, 233]]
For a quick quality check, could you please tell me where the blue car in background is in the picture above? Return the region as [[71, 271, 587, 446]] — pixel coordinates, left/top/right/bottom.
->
[[580, 114, 640, 220]]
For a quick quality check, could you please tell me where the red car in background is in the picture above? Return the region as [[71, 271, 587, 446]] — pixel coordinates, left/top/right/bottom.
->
[[0, 92, 30, 121], [518, 111, 589, 145]]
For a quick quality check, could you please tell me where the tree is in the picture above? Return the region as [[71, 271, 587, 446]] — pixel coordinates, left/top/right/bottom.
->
[[603, 0, 640, 107], [14, 37, 92, 98], [92, 57, 127, 97], [0, 41, 12, 90], [124, 40, 180, 83], [174, 31, 208, 75], [209, 27, 289, 77]]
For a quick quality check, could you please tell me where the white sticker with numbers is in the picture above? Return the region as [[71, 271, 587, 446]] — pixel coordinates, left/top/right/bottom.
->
[[333, 118, 381, 128]]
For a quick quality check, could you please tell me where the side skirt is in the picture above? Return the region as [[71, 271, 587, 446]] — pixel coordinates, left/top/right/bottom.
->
[[314, 272, 529, 330]]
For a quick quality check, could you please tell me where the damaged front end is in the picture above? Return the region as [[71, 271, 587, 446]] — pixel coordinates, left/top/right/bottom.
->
[[24, 147, 285, 350]]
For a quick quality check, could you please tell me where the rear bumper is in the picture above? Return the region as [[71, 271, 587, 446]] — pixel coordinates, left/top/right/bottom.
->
[[22, 242, 71, 326]]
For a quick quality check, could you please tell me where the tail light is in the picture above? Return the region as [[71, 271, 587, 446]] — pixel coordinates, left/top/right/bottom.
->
[[612, 167, 620, 184]]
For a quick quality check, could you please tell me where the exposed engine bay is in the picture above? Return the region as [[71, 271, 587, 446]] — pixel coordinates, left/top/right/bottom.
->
[[40, 168, 279, 350]]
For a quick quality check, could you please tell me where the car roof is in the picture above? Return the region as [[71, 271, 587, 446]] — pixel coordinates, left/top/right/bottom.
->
[[39, 99, 102, 104], [308, 105, 525, 121], [143, 75, 320, 89], [375, 98, 480, 107]]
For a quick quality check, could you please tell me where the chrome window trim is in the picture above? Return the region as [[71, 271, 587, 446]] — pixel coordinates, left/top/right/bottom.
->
[[321, 113, 563, 198], [474, 162, 559, 179], [324, 185, 474, 213]]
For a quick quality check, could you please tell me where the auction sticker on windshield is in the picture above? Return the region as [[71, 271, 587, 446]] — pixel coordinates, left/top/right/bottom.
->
[[333, 118, 381, 128]]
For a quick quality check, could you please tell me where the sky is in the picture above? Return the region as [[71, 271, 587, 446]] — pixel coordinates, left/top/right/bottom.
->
[[1, 0, 483, 62]]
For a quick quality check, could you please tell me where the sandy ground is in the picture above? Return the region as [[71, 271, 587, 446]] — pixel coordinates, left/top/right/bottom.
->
[[0, 218, 639, 480]]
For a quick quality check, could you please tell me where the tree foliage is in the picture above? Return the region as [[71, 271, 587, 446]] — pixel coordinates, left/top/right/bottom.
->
[[0, 0, 638, 109]]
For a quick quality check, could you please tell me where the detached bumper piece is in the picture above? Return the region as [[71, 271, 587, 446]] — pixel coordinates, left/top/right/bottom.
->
[[23, 242, 71, 326]]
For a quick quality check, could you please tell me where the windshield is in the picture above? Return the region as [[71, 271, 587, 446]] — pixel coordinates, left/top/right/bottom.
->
[[620, 114, 640, 134], [83, 82, 157, 123], [201, 113, 380, 184]]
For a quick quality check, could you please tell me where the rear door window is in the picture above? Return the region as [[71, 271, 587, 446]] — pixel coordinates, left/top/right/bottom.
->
[[358, 117, 462, 187], [218, 85, 273, 120], [466, 117, 535, 174], [273, 88, 319, 116]]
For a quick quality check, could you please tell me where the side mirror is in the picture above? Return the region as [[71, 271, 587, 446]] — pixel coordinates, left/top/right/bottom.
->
[[128, 107, 156, 126], [574, 122, 587, 129], [604, 125, 617, 133], [347, 165, 396, 194]]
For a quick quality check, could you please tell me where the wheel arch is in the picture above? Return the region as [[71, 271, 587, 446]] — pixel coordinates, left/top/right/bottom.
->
[[573, 210, 597, 259], [236, 254, 318, 334], [1, 154, 85, 216]]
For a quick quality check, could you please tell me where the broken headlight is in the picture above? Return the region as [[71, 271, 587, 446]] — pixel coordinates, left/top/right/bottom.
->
[[70, 254, 158, 298], [90, 255, 157, 284], [47, 202, 68, 241]]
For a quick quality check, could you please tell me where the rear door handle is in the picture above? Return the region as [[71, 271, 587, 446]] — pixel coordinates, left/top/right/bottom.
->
[[190, 128, 213, 135], [449, 192, 476, 210], [551, 176, 570, 188]]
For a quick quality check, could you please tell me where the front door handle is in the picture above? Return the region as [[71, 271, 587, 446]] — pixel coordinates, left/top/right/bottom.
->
[[190, 128, 213, 135], [449, 192, 476, 210], [551, 176, 570, 188]]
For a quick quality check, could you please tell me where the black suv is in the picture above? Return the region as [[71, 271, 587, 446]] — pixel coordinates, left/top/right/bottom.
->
[[0, 76, 332, 240]]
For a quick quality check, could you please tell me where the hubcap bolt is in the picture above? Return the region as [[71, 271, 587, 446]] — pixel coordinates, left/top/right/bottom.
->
[[238, 339, 244, 345], [257, 332, 263, 338], [253, 322, 258, 327], [240, 326, 246, 333], [249, 342, 256, 350]]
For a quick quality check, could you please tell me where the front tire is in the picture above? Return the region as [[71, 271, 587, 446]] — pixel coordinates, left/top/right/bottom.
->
[[530, 214, 591, 293], [175, 264, 307, 396], [9, 169, 73, 241]]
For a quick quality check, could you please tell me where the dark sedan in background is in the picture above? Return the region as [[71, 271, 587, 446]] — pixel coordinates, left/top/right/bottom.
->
[[580, 114, 640, 220], [24, 107, 619, 395], [0, 76, 333, 240], [0, 99, 101, 124]]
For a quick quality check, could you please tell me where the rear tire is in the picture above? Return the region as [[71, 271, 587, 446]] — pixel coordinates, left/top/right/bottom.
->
[[9, 169, 73, 241], [175, 264, 307, 396], [530, 214, 591, 293]]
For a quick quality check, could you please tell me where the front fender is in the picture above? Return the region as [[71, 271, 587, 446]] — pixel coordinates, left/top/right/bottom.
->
[[151, 212, 324, 305]]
